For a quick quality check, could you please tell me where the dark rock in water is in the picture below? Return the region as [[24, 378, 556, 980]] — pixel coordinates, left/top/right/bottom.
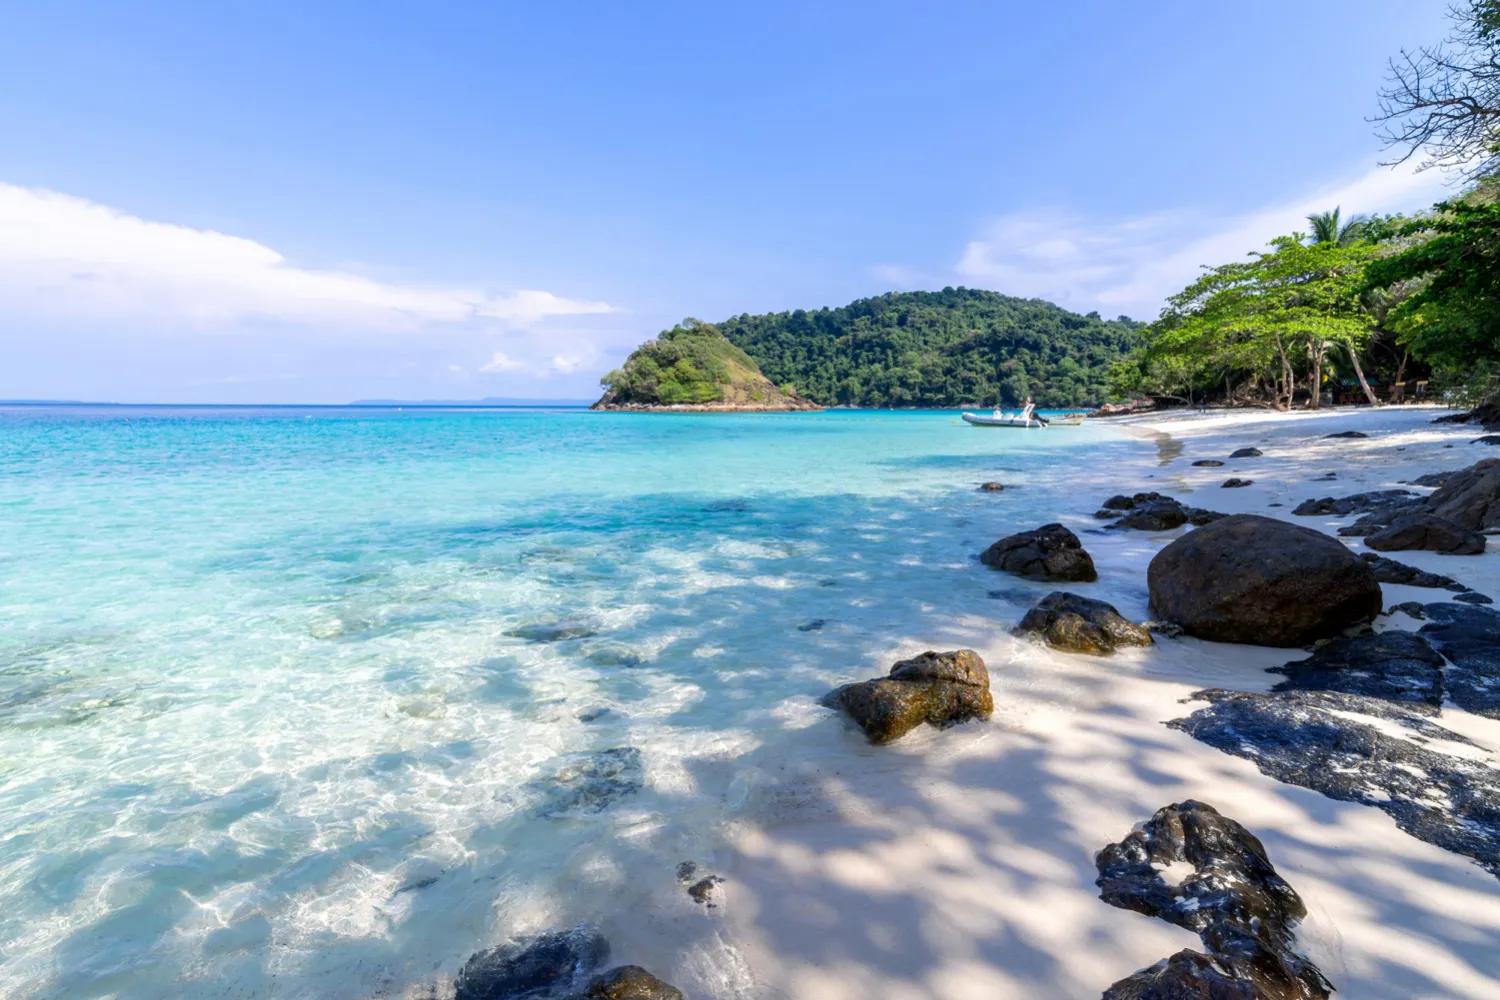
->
[[1187, 507, 1225, 525], [1387, 601, 1428, 619], [1312, 472, 1338, 481], [1269, 631, 1445, 711], [978, 481, 1005, 492], [1324, 430, 1368, 439], [507, 622, 600, 643], [980, 523, 1097, 582], [1096, 800, 1331, 999], [1170, 689, 1500, 877], [1013, 591, 1152, 655], [1473, 435, 1500, 446], [580, 966, 684, 1000], [1359, 552, 1465, 591], [1408, 470, 1456, 488], [1292, 489, 1418, 517], [1455, 591, 1494, 605], [1268, 502, 1284, 507], [1116, 499, 1189, 531], [455, 927, 609, 1000], [1101, 491, 1173, 511], [1221, 478, 1252, 488], [1365, 512, 1486, 554], [1145, 620, 1184, 638], [1229, 447, 1263, 458], [583, 644, 645, 669], [796, 619, 828, 632], [1104, 950, 1258, 999], [529, 748, 643, 817], [1093, 508, 1125, 520], [1147, 514, 1382, 646], [1192, 459, 1226, 468], [1419, 601, 1500, 718], [674, 860, 725, 908], [576, 708, 611, 723], [822, 649, 992, 744]]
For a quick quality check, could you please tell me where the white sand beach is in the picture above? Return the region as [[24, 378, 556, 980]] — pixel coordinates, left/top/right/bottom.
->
[[684, 406, 1500, 999]]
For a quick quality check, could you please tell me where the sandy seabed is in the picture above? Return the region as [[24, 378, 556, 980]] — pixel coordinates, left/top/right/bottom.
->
[[681, 406, 1500, 1000]]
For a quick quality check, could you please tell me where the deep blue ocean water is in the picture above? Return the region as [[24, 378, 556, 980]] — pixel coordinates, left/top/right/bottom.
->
[[0, 404, 1137, 998]]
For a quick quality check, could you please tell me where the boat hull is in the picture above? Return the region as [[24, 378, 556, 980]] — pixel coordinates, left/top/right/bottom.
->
[[961, 412, 1035, 427]]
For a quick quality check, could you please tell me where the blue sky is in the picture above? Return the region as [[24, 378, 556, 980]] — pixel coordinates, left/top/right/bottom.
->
[[0, 1, 1464, 402]]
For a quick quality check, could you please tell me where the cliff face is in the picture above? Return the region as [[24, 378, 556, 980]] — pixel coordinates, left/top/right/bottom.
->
[[593, 320, 820, 411]]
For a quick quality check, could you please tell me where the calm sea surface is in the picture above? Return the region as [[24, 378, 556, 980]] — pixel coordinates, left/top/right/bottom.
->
[[0, 404, 1135, 998]]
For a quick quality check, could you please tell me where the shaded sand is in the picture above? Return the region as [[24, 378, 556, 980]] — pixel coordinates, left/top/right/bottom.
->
[[708, 406, 1500, 999]]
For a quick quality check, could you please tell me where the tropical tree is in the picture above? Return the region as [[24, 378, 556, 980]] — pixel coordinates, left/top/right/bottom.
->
[[1306, 207, 1369, 246]]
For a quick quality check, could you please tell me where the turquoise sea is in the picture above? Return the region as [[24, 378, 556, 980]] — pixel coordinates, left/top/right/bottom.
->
[[0, 404, 1136, 998]]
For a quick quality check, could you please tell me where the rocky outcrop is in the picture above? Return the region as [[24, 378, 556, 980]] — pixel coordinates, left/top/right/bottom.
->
[[1423, 458, 1500, 530], [455, 927, 610, 1000], [1222, 478, 1252, 488], [1171, 688, 1500, 878], [822, 649, 993, 744], [1292, 489, 1417, 517], [1269, 631, 1446, 711], [980, 524, 1097, 581], [1097, 492, 1223, 530], [1360, 552, 1466, 591], [1228, 447, 1262, 458], [580, 966, 683, 1000], [1434, 402, 1500, 429], [1147, 514, 1382, 646], [1013, 592, 1152, 655], [1096, 801, 1331, 999], [1324, 430, 1369, 439], [1419, 602, 1500, 718], [1365, 512, 1486, 554]]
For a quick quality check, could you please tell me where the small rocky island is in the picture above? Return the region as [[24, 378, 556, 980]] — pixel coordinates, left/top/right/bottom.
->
[[593, 319, 821, 412]]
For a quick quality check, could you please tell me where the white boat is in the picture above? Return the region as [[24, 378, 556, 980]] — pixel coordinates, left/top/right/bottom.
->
[[961, 411, 1038, 427]]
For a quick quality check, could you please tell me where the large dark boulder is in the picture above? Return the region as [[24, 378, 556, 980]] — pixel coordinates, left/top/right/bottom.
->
[[823, 649, 992, 744], [1147, 514, 1381, 646], [456, 928, 610, 1000], [1365, 512, 1486, 555], [1423, 458, 1500, 530], [980, 524, 1097, 581], [579, 966, 684, 1000], [1014, 592, 1152, 655], [1096, 801, 1331, 999]]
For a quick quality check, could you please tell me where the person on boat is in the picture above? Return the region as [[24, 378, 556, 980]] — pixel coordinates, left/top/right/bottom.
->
[[1021, 396, 1050, 427]]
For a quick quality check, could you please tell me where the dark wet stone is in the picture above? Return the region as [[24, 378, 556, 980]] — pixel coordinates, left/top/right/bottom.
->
[[823, 649, 992, 744], [1366, 512, 1486, 554], [980, 523, 1097, 582], [1387, 601, 1427, 619], [1359, 552, 1466, 590], [686, 875, 724, 907], [1229, 447, 1263, 458], [582, 644, 645, 669], [1094, 508, 1125, 519], [1455, 591, 1494, 605], [1292, 489, 1418, 517], [1116, 500, 1189, 531], [1419, 602, 1500, 718], [529, 748, 643, 817], [1103, 949, 1257, 999], [978, 481, 1005, 492], [1221, 478, 1252, 488], [1096, 800, 1331, 999], [1473, 435, 1500, 446], [1102, 491, 1174, 511], [455, 927, 609, 1000], [1269, 631, 1445, 712], [1192, 459, 1226, 468], [1013, 591, 1152, 655], [1170, 689, 1500, 878], [1269, 502, 1284, 507], [579, 966, 683, 1000], [1312, 472, 1338, 481], [1147, 515, 1382, 646], [796, 619, 828, 632], [508, 622, 600, 643], [576, 708, 611, 723], [1408, 471, 1455, 488], [1423, 458, 1500, 531], [1324, 430, 1368, 439]]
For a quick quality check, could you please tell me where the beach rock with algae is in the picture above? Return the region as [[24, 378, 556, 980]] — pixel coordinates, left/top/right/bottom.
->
[[822, 649, 992, 744], [1014, 592, 1152, 655], [980, 523, 1097, 582], [1096, 800, 1331, 999], [1147, 514, 1381, 646]]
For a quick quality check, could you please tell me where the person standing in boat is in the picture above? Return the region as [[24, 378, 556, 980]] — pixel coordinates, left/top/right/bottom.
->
[[1020, 396, 1050, 427]]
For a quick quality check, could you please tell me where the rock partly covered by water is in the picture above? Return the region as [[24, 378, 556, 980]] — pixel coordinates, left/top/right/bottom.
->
[[823, 649, 993, 744], [1324, 430, 1369, 439], [1366, 512, 1486, 554], [1222, 478, 1252, 488], [978, 481, 1005, 492], [980, 523, 1097, 582], [1013, 592, 1152, 655], [1171, 688, 1500, 878], [1096, 800, 1331, 999], [1229, 447, 1263, 459], [1147, 514, 1381, 646], [1269, 631, 1446, 711], [1096, 492, 1222, 530], [1191, 459, 1226, 468], [527, 748, 644, 818], [456, 927, 610, 999], [579, 966, 684, 1000]]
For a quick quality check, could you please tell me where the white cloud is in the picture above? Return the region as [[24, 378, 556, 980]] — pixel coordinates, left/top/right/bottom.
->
[[955, 160, 1459, 320], [480, 350, 524, 373], [549, 354, 584, 374], [0, 182, 615, 331]]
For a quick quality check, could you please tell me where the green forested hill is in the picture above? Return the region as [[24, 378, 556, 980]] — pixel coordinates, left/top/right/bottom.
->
[[716, 288, 1142, 407]]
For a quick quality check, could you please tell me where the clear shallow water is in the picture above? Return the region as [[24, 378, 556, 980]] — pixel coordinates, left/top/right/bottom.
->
[[0, 405, 1134, 998]]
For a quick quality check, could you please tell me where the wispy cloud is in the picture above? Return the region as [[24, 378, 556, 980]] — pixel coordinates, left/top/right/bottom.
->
[[479, 350, 525, 373], [954, 161, 1458, 320], [0, 182, 615, 331]]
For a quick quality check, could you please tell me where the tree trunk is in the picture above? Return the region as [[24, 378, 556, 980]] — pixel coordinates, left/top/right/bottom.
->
[[1308, 340, 1324, 410], [1345, 343, 1378, 406], [1275, 340, 1292, 411]]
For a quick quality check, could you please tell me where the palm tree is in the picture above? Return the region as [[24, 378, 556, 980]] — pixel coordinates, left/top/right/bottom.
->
[[1305, 206, 1370, 246]]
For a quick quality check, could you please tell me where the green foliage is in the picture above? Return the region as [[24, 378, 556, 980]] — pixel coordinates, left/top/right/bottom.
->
[[715, 288, 1142, 407], [600, 319, 747, 405]]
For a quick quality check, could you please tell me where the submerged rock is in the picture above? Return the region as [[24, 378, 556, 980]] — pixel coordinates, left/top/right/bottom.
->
[[1359, 552, 1466, 590], [528, 748, 644, 817], [823, 649, 992, 744], [1221, 478, 1252, 488], [1171, 689, 1500, 878], [1269, 631, 1445, 711], [1324, 430, 1368, 439], [507, 621, 601, 643], [1096, 800, 1331, 999], [455, 927, 610, 1000], [580, 966, 684, 1000], [1365, 512, 1486, 554], [1013, 592, 1152, 655], [1147, 514, 1381, 646], [1101, 491, 1174, 511], [1191, 459, 1226, 468], [980, 524, 1098, 582], [1419, 601, 1500, 718], [1229, 447, 1263, 458], [978, 481, 1005, 492]]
